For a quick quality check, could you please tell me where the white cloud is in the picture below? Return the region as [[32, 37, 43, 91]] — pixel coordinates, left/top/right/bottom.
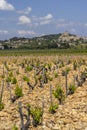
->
[[18, 16, 31, 24], [17, 7, 32, 14], [32, 14, 53, 26], [45, 14, 53, 19], [39, 14, 53, 25], [0, 30, 9, 34], [0, 0, 14, 11], [18, 30, 36, 36], [40, 14, 53, 20], [18, 13, 53, 26]]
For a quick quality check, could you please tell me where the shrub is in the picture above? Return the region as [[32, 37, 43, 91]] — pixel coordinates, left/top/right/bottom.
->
[[59, 64, 62, 68], [1, 74, 5, 79], [48, 63, 52, 70], [6, 77, 11, 82], [21, 63, 25, 68], [65, 67, 70, 73], [48, 76, 53, 81], [62, 70, 66, 76], [73, 61, 77, 70], [81, 72, 86, 82], [67, 59, 71, 65], [9, 72, 13, 77], [54, 72, 58, 78], [61, 61, 65, 67], [44, 72, 48, 84], [25, 66, 33, 72], [62, 67, 70, 76], [0, 101, 4, 111], [11, 77, 17, 84], [31, 106, 42, 126], [5, 65, 9, 71], [16, 70, 19, 75], [23, 76, 29, 83], [38, 75, 42, 80], [15, 85, 23, 98], [53, 86, 65, 104], [69, 84, 76, 94], [12, 125, 18, 130], [49, 104, 58, 114]]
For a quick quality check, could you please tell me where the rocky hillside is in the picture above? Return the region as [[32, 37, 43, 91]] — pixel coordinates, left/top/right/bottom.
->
[[0, 32, 87, 49], [58, 32, 80, 42]]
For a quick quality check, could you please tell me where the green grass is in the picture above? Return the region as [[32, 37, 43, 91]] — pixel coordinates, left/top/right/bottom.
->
[[0, 49, 87, 56]]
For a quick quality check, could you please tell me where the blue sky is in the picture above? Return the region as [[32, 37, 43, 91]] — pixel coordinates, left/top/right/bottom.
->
[[0, 0, 87, 40]]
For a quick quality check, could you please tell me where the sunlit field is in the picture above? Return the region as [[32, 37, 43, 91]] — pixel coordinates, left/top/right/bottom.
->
[[0, 53, 87, 130]]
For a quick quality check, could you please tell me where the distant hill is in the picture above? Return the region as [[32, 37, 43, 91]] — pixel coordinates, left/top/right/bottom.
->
[[0, 32, 87, 49]]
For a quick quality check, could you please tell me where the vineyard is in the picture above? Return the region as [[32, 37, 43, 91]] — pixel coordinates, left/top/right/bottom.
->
[[0, 55, 87, 130]]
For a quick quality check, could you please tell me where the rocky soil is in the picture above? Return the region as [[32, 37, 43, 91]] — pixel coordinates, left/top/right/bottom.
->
[[1, 80, 87, 130], [0, 56, 87, 130]]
